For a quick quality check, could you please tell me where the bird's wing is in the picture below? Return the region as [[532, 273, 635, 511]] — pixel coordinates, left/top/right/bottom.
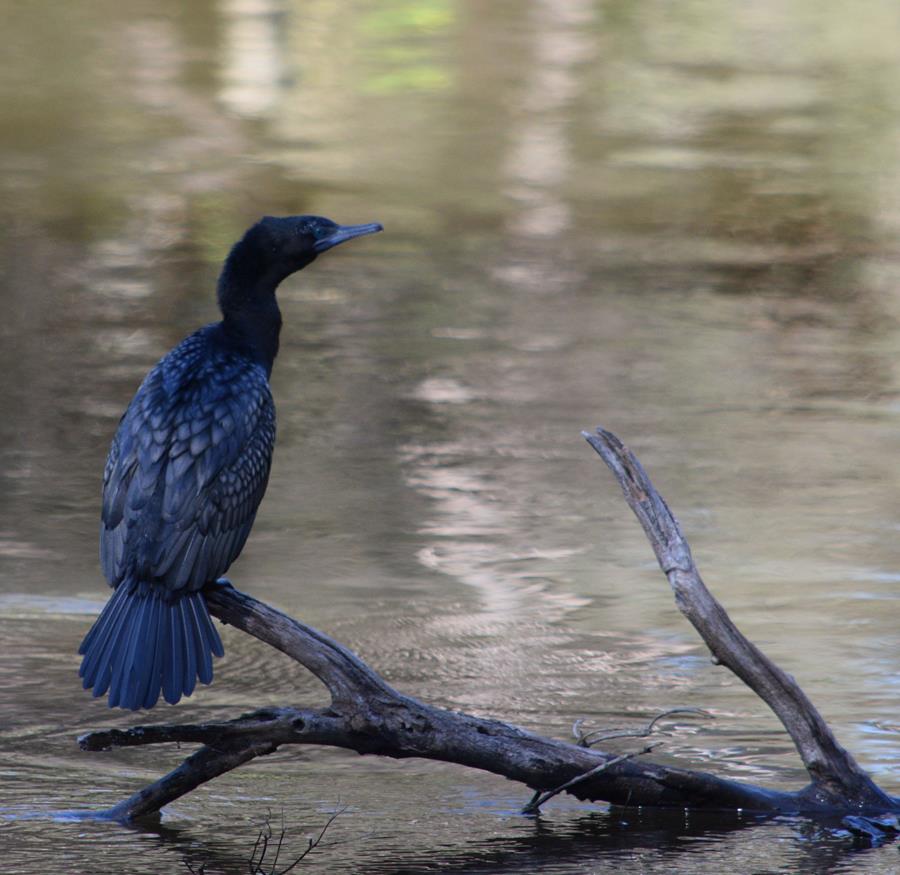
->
[[101, 334, 276, 593]]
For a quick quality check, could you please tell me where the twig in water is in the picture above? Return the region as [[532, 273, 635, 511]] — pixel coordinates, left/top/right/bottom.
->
[[522, 743, 661, 815], [182, 806, 346, 875], [248, 806, 346, 875], [573, 707, 712, 748]]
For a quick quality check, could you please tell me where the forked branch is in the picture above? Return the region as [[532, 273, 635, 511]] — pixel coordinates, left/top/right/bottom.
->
[[77, 427, 898, 823]]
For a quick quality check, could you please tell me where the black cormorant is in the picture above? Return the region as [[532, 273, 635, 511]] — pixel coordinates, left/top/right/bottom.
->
[[78, 214, 383, 710]]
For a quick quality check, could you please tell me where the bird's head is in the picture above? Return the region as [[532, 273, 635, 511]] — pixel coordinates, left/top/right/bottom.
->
[[250, 214, 384, 275], [218, 214, 383, 317]]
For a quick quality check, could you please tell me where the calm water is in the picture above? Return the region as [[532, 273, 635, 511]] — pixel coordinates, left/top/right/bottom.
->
[[2, 0, 900, 871]]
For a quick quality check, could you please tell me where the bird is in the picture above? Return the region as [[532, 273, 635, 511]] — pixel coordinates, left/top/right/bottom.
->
[[78, 214, 383, 710]]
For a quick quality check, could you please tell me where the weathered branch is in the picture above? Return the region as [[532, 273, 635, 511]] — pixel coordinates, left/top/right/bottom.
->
[[77, 427, 899, 824], [582, 427, 896, 810], [79, 656, 794, 823]]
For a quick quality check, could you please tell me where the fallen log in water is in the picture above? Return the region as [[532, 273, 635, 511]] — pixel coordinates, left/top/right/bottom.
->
[[78, 427, 899, 825]]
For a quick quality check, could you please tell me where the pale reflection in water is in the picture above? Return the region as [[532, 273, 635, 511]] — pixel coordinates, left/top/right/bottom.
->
[[502, 0, 591, 239], [402, 430, 589, 624], [219, 0, 288, 119]]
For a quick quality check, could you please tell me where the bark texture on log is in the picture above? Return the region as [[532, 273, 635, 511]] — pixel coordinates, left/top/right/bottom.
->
[[77, 428, 899, 824]]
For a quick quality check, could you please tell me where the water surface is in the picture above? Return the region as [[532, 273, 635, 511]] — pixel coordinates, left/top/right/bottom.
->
[[2, 0, 900, 871]]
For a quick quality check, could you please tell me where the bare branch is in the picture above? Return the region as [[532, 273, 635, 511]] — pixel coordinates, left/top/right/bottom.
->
[[76, 582, 880, 823], [522, 744, 662, 814], [575, 708, 712, 748], [582, 426, 895, 808], [76, 427, 900, 823], [274, 807, 346, 875]]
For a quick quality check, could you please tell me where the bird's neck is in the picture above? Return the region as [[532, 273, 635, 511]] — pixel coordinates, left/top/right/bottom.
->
[[221, 302, 282, 376], [217, 252, 285, 376]]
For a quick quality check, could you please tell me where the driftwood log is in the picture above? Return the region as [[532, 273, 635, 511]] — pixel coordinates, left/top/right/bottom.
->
[[78, 427, 899, 825]]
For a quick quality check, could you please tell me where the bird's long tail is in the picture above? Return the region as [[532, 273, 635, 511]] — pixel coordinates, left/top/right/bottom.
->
[[78, 581, 225, 710]]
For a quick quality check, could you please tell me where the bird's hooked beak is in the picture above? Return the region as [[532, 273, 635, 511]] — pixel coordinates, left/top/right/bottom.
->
[[314, 222, 384, 254]]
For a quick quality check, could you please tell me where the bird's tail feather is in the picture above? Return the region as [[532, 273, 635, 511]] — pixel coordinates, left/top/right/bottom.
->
[[78, 582, 224, 710]]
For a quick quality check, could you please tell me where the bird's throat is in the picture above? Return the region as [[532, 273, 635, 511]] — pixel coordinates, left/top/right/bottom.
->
[[217, 239, 285, 374], [221, 297, 282, 375]]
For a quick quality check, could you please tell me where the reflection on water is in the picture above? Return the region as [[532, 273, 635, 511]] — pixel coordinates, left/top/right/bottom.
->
[[2, 0, 900, 872], [219, 0, 289, 119]]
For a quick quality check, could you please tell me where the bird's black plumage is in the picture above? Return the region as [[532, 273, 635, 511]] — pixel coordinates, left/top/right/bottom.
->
[[79, 214, 382, 710]]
